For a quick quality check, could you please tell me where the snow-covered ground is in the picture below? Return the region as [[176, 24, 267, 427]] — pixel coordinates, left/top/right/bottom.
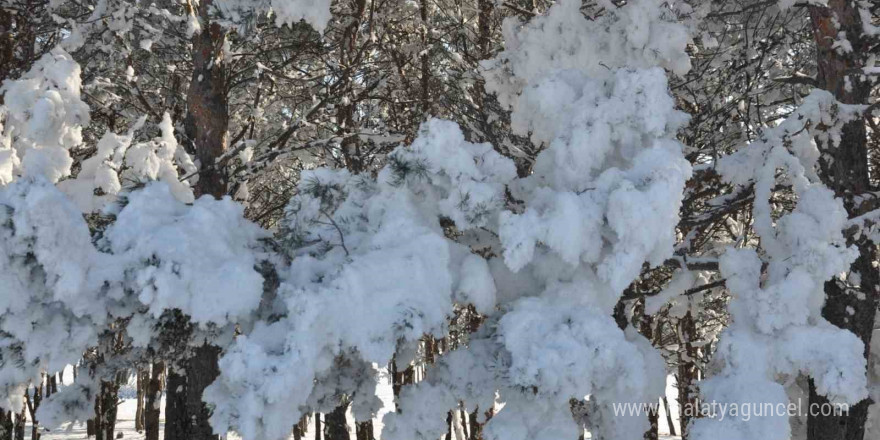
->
[[30, 375, 681, 439]]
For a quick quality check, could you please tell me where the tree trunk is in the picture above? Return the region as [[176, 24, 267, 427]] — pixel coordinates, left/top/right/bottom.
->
[[807, 2, 877, 440], [677, 309, 698, 440], [186, 344, 221, 440], [185, 0, 229, 199], [662, 396, 676, 436], [168, 0, 230, 438], [164, 367, 188, 440], [145, 361, 164, 440], [135, 369, 146, 432], [93, 387, 102, 440], [13, 409, 23, 440], [100, 377, 121, 440], [324, 402, 349, 440], [0, 410, 12, 440], [26, 384, 41, 440], [315, 413, 322, 440], [355, 421, 373, 440]]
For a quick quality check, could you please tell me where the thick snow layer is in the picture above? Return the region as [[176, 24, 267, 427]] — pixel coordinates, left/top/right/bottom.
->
[[0, 48, 90, 183]]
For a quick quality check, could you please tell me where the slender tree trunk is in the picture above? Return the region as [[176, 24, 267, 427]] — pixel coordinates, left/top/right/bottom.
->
[[315, 413, 322, 440], [164, 367, 188, 440], [418, 0, 431, 118], [0, 410, 12, 440], [807, 2, 877, 440], [677, 309, 698, 440], [100, 376, 121, 440], [135, 369, 146, 432], [25, 383, 41, 440], [93, 387, 103, 440], [185, 344, 221, 440], [324, 402, 349, 440], [662, 396, 676, 436], [49, 374, 57, 396], [355, 421, 373, 440], [13, 409, 23, 440], [145, 361, 164, 440]]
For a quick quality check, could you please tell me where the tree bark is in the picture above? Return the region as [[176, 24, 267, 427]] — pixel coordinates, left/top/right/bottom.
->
[[185, 344, 222, 440], [13, 409, 23, 440], [100, 377, 121, 440], [0, 410, 12, 440], [662, 396, 676, 436], [145, 361, 164, 440], [324, 402, 350, 440], [25, 383, 41, 440], [169, 1, 230, 438], [164, 367, 188, 440], [136, 369, 146, 432], [315, 413, 323, 440], [185, 0, 230, 199], [355, 420, 373, 440], [807, 2, 877, 440], [677, 309, 698, 440]]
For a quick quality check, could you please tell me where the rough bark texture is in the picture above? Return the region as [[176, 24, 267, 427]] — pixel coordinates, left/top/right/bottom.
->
[[355, 420, 373, 440], [639, 311, 659, 440], [185, 0, 230, 200], [662, 396, 676, 437], [25, 383, 40, 440], [167, 1, 230, 439], [677, 309, 698, 440], [135, 369, 146, 432], [145, 361, 164, 440], [315, 413, 322, 440], [13, 409, 23, 440], [186, 344, 222, 440], [99, 377, 121, 440], [324, 402, 350, 440], [164, 367, 188, 440], [0, 410, 12, 440], [807, 2, 877, 440]]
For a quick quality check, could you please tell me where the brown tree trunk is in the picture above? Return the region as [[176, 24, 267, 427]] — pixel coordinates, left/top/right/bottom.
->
[[135, 369, 146, 432], [25, 383, 41, 440], [0, 410, 12, 440], [185, 0, 230, 199], [164, 367, 188, 440], [662, 396, 676, 436], [324, 402, 349, 440], [93, 387, 102, 440], [100, 377, 121, 440], [169, 1, 230, 438], [49, 374, 57, 396], [185, 344, 222, 440], [315, 413, 323, 440], [807, 2, 877, 440], [418, 0, 431, 118], [355, 421, 373, 440], [639, 310, 659, 440], [677, 309, 698, 440], [13, 409, 23, 440], [145, 361, 164, 440]]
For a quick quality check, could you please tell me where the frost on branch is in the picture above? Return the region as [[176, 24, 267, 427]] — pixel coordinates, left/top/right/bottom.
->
[[690, 92, 868, 440], [0, 178, 105, 412], [103, 182, 267, 327], [0, 48, 90, 183], [59, 112, 197, 213], [386, 0, 692, 438], [205, 120, 514, 440], [214, 0, 333, 33]]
